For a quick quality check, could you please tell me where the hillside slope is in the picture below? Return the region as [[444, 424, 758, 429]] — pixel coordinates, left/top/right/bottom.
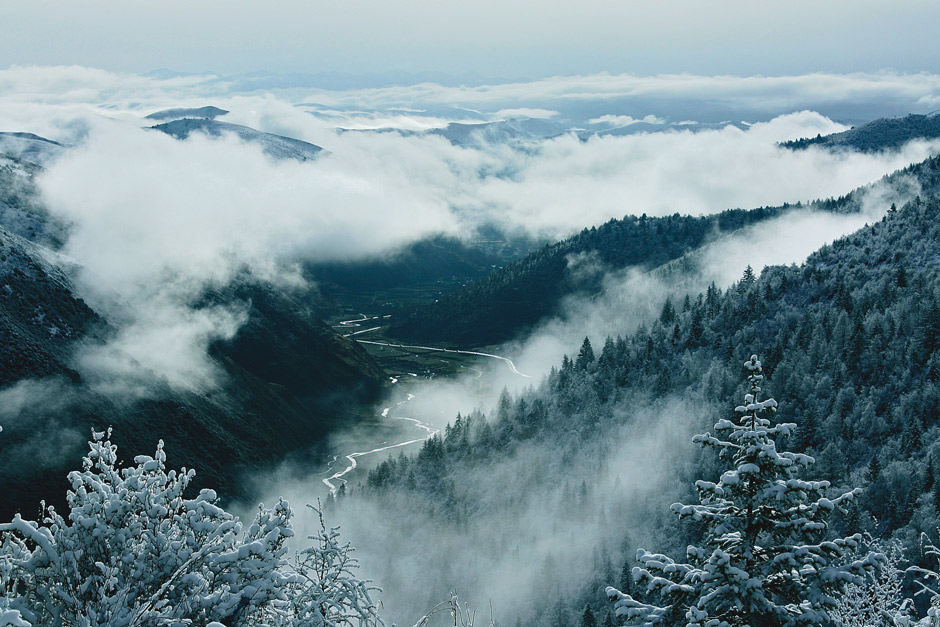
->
[[389, 204, 804, 346], [354, 154, 940, 625], [0, 150, 385, 520], [782, 112, 940, 152]]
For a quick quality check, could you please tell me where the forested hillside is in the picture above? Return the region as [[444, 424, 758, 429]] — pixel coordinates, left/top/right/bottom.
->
[[389, 164, 910, 349], [389, 206, 792, 346], [781, 112, 940, 152], [351, 154, 940, 624], [0, 152, 387, 522]]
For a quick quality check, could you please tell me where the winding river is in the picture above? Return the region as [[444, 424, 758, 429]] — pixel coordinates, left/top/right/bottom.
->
[[320, 313, 531, 496]]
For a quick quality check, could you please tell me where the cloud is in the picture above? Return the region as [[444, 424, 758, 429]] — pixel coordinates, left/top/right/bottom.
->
[[0, 65, 220, 108], [511, 175, 920, 379], [466, 112, 938, 240], [36, 117, 464, 390], [493, 108, 559, 120], [247, 390, 704, 625], [5, 66, 940, 129], [589, 114, 665, 126], [8, 73, 937, 395], [302, 71, 940, 122]]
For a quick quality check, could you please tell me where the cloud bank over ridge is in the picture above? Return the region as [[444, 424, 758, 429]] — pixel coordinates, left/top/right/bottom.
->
[[2, 68, 938, 391]]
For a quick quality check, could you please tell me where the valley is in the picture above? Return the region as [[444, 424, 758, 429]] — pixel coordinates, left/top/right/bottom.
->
[[4, 65, 940, 625], [309, 308, 534, 496]]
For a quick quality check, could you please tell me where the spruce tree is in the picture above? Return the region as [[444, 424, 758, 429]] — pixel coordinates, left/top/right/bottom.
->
[[583, 605, 598, 627], [577, 337, 596, 370], [607, 355, 875, 626], [925, 456, 935, 494]]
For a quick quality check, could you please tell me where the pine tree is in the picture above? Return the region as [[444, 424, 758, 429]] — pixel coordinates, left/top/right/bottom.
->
[[737, 265, 756, 294], [577, 337, 596, 370], [867, 455, 881, 483], [660, 299, 677, 325], [582, 605, 598, 627], [607, 355, 875, 626], [926, 459, 937, 497]]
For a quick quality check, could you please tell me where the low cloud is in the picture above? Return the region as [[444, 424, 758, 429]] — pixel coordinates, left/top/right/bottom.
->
[[494, 107, 558, 120], [513, 176, 920, 378], [468, 112, 937, 240], [37, 118, 462, 390], [4, 73, 936, 395], [589, 114, 665, 126], [249, 392, 704, 626]]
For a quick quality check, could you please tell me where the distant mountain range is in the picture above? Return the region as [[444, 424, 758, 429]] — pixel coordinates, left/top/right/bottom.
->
[[145, 105, 229, 121], [150, 118, 324, 162], [404, 118, 750, 148]]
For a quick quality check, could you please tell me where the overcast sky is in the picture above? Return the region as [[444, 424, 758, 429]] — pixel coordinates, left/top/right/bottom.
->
[[4, 0, 940, 82]]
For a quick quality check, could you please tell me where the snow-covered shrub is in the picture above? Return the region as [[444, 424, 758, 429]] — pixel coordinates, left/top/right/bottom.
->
[[0, 429, 295, 626], [0, 429, 388, 627], [831, 536, 911, 627], [606, 355, 878, 626], [907, 533, 940, 626], [264, 503, 385, 627], [411, 592, 495, 627]]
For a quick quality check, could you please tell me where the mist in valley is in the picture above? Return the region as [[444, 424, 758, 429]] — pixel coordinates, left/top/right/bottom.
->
[[244, 152, 927, 625], [4, 65, 940, 626]]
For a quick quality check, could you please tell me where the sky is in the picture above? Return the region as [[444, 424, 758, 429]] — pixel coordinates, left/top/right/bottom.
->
[[4, 1, 940, 82]]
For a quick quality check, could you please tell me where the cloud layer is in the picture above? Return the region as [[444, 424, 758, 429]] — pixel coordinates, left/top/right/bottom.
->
[[2, 69, 937, 391]]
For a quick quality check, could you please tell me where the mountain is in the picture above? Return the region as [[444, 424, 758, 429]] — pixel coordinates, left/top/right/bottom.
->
[[150, 118, 324, 162], [144, 105, 229, 121], [427, 118, 567, 146], [781, 112, 940, 152], [352, 154, 940, 625], [307, 236, 499, 294], [0, 132, 65, 166], [0, 149, 385, 521], [576, 120, 748, 140], [388, 204, 800, 347], [0, 226, 98, 387], [390, 120, 940, 351], [0, 154, 68, 247]]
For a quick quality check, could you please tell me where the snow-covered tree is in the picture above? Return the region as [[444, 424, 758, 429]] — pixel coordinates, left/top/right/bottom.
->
[[607, 355, 877, 626], [265, 503, 385, 627], [0, 429, 382, 627], [907, 533, 940, 626], [830, 537, 910, 627]]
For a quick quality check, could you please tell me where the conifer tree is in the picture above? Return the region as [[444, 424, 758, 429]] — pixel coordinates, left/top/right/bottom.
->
[[577, 337, 596, 370], [607, 355, 875, 626], [925, 456, 935, 494], [582, 605, 598, 627]]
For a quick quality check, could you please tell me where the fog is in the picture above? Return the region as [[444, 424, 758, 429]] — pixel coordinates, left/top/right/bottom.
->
[[28, 96, 931, 391], [236, 171, 929, 626], [5, 69, 940, 622], [513, 174, 921, 377], [250, 391, 707, 625]]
